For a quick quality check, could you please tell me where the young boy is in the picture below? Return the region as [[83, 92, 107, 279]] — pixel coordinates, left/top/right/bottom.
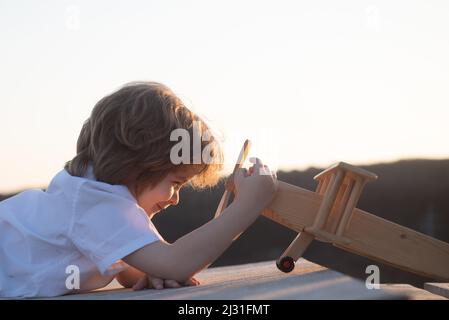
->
[[0, 82, 277, 298]]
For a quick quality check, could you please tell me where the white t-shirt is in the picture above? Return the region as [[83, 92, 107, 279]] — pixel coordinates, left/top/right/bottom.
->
[[0, 164, 163, 298]]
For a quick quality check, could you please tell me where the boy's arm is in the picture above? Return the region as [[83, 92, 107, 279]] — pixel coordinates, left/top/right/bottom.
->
[[123, 199, 260, 283], [116, 263, 199, 289], [115, 264, 145, 288]]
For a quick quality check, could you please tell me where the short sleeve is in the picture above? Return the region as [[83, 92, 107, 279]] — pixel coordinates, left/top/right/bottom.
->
[[68, 181, 164, 275]]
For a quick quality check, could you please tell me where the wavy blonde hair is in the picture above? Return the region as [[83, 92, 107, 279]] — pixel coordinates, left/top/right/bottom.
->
[[65, 81, 223, 197]]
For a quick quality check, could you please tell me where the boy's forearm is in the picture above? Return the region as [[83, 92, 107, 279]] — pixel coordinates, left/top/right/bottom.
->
[[169, 200, 260, 278], [123, 200, 261, 283]]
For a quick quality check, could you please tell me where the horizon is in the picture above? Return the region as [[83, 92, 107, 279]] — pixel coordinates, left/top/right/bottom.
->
[[1, 156, 447, 195]]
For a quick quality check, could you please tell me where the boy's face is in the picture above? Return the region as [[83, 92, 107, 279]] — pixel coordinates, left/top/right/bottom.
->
[[134, 167, 197, 219]]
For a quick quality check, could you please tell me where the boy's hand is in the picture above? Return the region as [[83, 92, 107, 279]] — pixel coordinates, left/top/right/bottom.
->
[[132, 274, 200, 290], [233, 157, 278, 212]]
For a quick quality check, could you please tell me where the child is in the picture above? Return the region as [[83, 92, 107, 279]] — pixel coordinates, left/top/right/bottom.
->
[[0, 81, 277, 298]]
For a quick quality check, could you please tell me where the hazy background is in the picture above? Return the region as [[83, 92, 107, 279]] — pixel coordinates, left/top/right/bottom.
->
[[1, 0, 449, 193]]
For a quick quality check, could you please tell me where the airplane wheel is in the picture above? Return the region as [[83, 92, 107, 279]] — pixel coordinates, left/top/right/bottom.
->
[[276, 256, 295, 273]]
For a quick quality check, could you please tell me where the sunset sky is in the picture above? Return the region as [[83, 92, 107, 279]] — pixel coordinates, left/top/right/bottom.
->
[[1, 0, 448, 193]]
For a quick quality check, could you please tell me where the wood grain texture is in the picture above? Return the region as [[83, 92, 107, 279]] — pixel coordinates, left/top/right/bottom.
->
[[41, 260, 445, 300], [262, 181, 449, 281]]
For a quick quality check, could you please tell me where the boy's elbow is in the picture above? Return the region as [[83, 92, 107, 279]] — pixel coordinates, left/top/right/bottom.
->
[[123, 241, 193, 283], [115, 273, 134, 288]]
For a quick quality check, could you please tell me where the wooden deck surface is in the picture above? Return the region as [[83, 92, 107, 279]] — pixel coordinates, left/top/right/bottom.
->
[[44, 259, 446, 300]]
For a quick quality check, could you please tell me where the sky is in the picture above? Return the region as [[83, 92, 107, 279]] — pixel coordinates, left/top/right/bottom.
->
[[1, 0, 448, 193]]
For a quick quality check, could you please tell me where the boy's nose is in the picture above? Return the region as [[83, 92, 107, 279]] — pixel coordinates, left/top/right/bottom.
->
[[170, 191, 180, 206]]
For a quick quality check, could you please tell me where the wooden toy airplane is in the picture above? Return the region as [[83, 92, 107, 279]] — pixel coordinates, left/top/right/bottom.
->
[[215, 140, 449, 281]]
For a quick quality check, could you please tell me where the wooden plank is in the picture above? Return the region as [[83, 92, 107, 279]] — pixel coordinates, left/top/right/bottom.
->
[[262, 181, 449, 281], [314, 162, 378, 181], [42, 260, 437, 300], [380, 284, 446, 300], [280, 232, 314, 260], [313, 170, 344, 229], [424, 283, 449, 299], [214, 139, 251, 218], [262, 181, 320, 232], [337, 208, 449, 281]]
